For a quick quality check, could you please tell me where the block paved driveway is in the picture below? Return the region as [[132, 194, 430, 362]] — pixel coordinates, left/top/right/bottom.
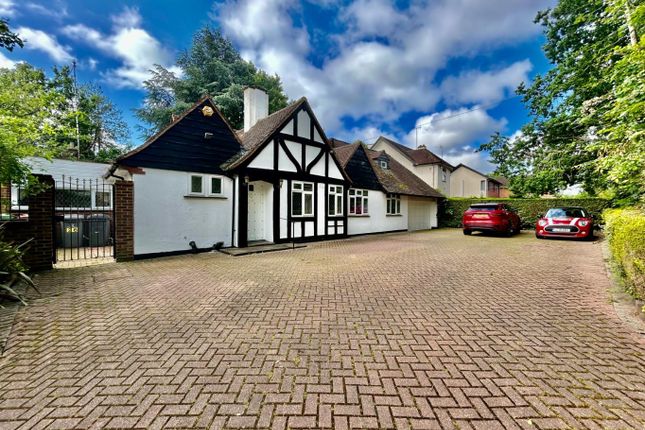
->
[[1, 229, 644, 430]]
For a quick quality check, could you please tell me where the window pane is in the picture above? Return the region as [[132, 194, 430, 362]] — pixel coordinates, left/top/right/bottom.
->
[[292, 191, 302, 215], [304, 193, 313, 215], [304, 183, 313, 191], [191, 176, 203, 193], [336, 195, 342, 214], [396, 200, 401, 214], [328, 194, 335, 215], [386, 200, 391, 214], [349, 196, 355, 214], [211, 177, 222, 194], [363, 197, 368, 214], [56, 190, 91, 208], [95, 191, 110, 207], [363, 190, 368, 196], [349, 189, 355, 195], [293, 182, 302, 190]]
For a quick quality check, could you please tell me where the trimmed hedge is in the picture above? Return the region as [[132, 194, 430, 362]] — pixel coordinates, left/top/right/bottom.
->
[[604, 208, 645, 300], [439, 198, 612, 230]]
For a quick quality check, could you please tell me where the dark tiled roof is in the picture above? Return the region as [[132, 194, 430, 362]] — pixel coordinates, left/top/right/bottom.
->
[[491, 175, 509, 186], [329, 138, 351, 148], [378, 137, 453, 169], [365, 149, 444, 198], [333, 142, 359, 167], [223, 98, 306, 169]]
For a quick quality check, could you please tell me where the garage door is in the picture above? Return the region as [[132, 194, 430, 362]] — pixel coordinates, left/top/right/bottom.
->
[[408, 198, 437, 231]]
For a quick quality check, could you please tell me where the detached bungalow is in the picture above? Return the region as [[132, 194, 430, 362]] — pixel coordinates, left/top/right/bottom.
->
[[332, 140, 443, 235], [449, 164, 503, 198], [111, 88, 350, 257]]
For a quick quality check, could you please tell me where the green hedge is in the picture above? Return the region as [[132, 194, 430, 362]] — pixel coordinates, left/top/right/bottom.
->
[[604, 208, 645, 300], [438, 198, 612, 230]]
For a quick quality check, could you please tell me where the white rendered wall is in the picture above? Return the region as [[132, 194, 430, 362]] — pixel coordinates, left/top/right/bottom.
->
[[347, 191, 408, 235], [449, 167, 486, 197], [133, 168, 233, 255]]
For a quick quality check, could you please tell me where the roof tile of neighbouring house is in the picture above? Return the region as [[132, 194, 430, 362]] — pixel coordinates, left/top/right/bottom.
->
[[491, 175, 509, 186], [329, 138, 352, 148], [333, 141, 360, 167], [364, 148, 444, 198], [378, 137, 453, 169], [222, 98, 306, 169]]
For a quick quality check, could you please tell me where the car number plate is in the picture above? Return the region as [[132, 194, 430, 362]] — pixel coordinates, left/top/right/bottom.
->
[[552, 228, 569, 232], [473, 214, 487, 219]]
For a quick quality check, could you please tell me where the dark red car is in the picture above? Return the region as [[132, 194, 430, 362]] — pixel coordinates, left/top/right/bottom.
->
[[462, 203, 521, 236], [535, 207, 594, 240]]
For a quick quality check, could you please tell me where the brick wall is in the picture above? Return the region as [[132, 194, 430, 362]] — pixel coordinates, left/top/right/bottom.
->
[[2, 175, 54, 271], [114, 181, 134, 262]]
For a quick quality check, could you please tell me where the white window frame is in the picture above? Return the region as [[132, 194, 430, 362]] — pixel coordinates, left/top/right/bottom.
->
[[380, 160, 388, 169], [348, 189, 369, 215], [328, 185, 343, 216], [53, 188, 113, 211], [386, 193, 401, 215], [441, 168, 447, 182], [187, 173, 224, 197], [291, 181, 314, 217]]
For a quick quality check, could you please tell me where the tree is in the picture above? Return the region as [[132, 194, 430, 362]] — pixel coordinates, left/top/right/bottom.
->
[[136, 27, 289, 136], [0, 18, 22, 52], [0, 64, 75, 185], [49, 66, 130, 162], [481, 0, 644, 202]]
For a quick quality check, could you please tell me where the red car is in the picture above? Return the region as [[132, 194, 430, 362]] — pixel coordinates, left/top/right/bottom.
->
[[535, 207, 594, 240], [462, 203, 521, 236]]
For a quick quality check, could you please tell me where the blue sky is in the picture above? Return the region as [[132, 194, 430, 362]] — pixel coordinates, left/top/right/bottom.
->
[[1, 0, 554, 172]]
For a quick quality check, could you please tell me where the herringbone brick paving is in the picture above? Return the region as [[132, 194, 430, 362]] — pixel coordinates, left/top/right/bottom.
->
[[0, 230, 643, 429]]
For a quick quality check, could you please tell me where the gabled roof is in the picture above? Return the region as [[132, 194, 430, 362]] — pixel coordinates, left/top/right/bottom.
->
[[375, 136, 453, 169], [222, 98, 306, 170], [454, 163, 502, 184], [329, 138, 352, 148], [490, 175, 509, 186], [116, 96, 242, 176], [334, 140, 443, 198]]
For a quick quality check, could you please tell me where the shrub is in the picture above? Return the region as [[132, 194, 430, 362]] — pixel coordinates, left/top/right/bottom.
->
[[439, 197, 612, 230], [0, 224, 39, 306], [604, 208, 645, 300]]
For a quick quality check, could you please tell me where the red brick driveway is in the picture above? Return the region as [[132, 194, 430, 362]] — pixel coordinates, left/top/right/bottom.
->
[[1, 230, 644, 429]]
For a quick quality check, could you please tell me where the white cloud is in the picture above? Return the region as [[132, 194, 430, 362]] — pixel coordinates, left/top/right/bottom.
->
[[16, 27, 73, 63], [440, 60, 533, 106], [62, 7, 179, 89], [0, 51, 16, 68], [23, 2, 68, 19], [214, 0, 551, 133], [0, 0, 15, 17]]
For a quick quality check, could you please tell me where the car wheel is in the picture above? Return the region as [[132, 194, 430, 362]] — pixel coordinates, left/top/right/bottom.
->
[[505, 225, 513, 237], [535, 232, 544, 239], [463, 229, 472, 235]]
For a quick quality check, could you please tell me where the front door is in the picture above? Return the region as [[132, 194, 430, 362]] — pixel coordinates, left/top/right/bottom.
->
[[247, 181, 267, 242]]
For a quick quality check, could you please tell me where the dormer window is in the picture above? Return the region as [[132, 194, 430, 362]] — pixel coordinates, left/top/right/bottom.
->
[[380, 160, 388, 169]]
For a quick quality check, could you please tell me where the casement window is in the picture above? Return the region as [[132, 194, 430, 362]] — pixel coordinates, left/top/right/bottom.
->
[[386, 193, 401, 215], [348, 189, 369, 215], [292, 181, 314, 217], [188, 174, 224, 196], [328, 185, 343, 216], [54, 189, 113, 210]]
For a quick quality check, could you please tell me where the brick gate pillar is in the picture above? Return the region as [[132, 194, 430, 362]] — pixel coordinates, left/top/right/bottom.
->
[[114, 181, 134, 262], [2, 174, 55, 271]]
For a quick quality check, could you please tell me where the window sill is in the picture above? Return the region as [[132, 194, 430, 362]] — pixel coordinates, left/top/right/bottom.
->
[[184, 195, 227, 200], [348, 214, 370, 217], [386, 214, 402, 217]]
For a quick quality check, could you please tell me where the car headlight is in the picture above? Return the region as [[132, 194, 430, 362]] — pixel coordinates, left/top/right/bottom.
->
[[578, 220, 588, 227], [538, 219, 547, 226]]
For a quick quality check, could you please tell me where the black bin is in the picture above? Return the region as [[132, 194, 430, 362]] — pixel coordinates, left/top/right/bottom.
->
[[85, 214, 111, 247], [59, 217, 84, 248]]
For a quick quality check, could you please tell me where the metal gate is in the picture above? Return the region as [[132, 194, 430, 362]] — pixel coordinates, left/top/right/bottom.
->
[[53, 176, 115, 268]]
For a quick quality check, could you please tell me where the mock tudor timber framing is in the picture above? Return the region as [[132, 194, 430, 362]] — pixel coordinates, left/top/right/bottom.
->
[[230, 100, 350, 247]]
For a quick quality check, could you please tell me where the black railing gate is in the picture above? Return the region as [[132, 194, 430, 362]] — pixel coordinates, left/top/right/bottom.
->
[[53, 176, 115, 266]]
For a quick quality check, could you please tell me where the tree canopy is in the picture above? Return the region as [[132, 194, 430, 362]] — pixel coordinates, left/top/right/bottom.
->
[[135, 27, 289, 136], [481, 0, 644, 204]]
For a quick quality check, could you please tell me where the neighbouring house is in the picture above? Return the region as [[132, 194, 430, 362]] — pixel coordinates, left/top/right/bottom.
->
[[490, 176, 511, 198], [332, 140, 443, 234], [449, 164, 503, 198], [110, 88, 350, 257], [371, 136, 454, 196]]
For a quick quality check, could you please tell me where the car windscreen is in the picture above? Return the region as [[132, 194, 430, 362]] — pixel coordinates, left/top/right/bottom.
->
[[469, 205, 498, 211], [546, 208, 587, 218]]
